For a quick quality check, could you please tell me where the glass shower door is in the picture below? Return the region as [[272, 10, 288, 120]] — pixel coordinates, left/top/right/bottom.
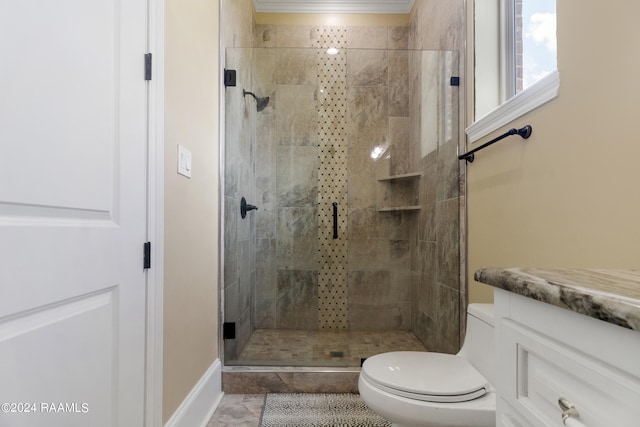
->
[[223, 46, 460, 367]]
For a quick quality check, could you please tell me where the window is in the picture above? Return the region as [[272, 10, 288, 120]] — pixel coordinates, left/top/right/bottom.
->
[[468, 0, 558, 142], [518, 0, 557, 92]]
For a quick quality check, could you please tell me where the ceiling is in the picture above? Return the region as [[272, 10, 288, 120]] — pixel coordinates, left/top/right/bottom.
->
[[253, 0, 415, 14]]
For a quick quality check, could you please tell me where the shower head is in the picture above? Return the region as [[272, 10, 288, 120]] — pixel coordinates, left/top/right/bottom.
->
[[243, 89, 270, 112]]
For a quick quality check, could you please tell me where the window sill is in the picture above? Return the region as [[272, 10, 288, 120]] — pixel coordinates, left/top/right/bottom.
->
[[466, 69, 560, 143]]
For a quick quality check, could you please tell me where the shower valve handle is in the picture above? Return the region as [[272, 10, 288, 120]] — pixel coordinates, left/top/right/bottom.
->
[[240, 197, 258, 219]]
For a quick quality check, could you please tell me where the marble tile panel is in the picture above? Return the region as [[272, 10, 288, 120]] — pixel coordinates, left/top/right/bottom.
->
[[390, 240, 411, 271], [391, 270, 413, 304], [437, 283, 461, 354], [224, 84, 242, 198], [419, 165, 437, 242], [437, 138, 460, 202], [346, 86, 388, 149], [224, 196, 239, 286], [388, 211, 415, 241], [276, 207, 319, 270], [412, 310, 435, 350], [346, 50, 388, 87], [224, 336, 240, 364], [346, 147, 377, 209], [374, 144, 391, 179], [346, 26, 388, 49], [389, 26, 409, 49], [276, 145, 318, 207], [389, 117, 411, 175], [436, 198, 460, 290], [275, 85, 318, 146], [223, 157, 239, 199], [389, 51, 410, 118], [256, 209, 275, 240], [253, 48, 276, 88], [276, 25, 322, 48], [290, 372, 359, 393], [206, 394, 264, 427], [238, 240, 253, 313], [349, 271, 411, 330], [348, 239, 390, 271], [276, 270, 319, 329], [255, 24, 276, 47], [349, 303, 410, 330], [221, 0, 254, 48], [237, 305, 253, 355], [409, 0, 465, 51], [254, 253, 276, 329], [348, 270, 392, 305], [255, 117, 275, 238], [414, 240, 437, 319], [222, 371, 360, 394], [223, 372, 295, 393], [224, 280, 241, 322], [348, 207, 389, 239], [254, 290, 276, 329], [233, 329, 427, 366], [276, 49, 317, 86], [379, 179, 419, 209]]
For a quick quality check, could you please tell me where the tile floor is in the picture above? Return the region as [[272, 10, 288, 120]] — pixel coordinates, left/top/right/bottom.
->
[[230, 329, 428, 366], [206, 394, 264, 427], [209, 330, 428, 425]]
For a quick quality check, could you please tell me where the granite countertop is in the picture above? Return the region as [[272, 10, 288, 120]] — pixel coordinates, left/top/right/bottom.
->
[[474, 268, 640, 331]]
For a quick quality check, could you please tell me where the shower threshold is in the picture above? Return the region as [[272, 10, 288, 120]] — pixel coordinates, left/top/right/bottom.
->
[[222, 329, 427, 393]]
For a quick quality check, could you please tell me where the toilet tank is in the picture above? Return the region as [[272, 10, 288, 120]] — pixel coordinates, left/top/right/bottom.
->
[[457, 304, 495, 385]]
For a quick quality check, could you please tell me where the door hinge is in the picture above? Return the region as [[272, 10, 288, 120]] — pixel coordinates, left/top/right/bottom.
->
[[143, 242, 151, 269], [224, 69, 236, 87], [223, 322, 236, 340], [145, 53, 153, 81]]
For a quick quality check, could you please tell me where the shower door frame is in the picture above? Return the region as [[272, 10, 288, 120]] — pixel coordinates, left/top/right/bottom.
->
[[220, 46, 464, 368]]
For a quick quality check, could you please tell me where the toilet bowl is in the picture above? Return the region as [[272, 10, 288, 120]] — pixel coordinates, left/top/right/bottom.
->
[[358, 304, 496, 427]]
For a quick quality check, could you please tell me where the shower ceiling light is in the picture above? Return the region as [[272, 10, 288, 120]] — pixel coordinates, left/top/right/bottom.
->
[[326, 47, 339, 55]]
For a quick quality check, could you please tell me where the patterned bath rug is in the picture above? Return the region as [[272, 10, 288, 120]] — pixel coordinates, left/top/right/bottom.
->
[[259, 393, 392, 427]]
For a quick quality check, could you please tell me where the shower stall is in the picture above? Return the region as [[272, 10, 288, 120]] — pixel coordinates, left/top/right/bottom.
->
[[223, 35, 461, 368]]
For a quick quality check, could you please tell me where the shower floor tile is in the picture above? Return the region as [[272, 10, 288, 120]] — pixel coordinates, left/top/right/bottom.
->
[[234, 329, 427, 366]]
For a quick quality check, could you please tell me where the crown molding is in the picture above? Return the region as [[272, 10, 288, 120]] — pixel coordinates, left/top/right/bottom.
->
[[253, 0, 415, 14]]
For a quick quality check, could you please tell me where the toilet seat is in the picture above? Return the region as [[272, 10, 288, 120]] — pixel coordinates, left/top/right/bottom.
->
[[361, 351, 489, 403]]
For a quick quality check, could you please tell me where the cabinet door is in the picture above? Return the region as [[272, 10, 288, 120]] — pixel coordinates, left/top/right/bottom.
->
[[499, 318, 640, 426]]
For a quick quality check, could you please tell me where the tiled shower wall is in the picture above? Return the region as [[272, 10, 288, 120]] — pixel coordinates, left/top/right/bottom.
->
[[248, 25, 423, 336], [409, 0, 466, 354], [224, 0, 466, 362]]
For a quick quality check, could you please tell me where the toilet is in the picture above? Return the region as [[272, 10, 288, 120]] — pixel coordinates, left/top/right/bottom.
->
[[359, 304, 496, 427]]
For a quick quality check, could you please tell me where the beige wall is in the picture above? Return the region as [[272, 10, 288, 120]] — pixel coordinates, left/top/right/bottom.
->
[[467, 1, 640, 303], [163, 0, 220, 422]]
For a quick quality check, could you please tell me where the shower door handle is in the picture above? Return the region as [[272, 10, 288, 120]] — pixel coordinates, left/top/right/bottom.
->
[[332, 202, 338, 239]]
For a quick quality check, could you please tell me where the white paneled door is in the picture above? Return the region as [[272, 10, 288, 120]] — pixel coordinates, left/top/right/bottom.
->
[[0, 1, 150, 426]]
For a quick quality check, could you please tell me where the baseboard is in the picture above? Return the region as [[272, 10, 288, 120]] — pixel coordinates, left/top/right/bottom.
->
[[164, 359, 223, 427]]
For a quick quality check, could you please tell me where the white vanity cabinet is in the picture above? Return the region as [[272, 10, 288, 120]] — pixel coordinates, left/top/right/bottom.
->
[[494, 288, 640, 427]]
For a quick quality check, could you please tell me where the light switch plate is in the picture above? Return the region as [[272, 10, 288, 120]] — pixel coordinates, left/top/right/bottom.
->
[[177, 145, 192, 178]]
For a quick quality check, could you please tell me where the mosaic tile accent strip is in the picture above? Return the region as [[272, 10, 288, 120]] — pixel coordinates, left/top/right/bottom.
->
[[317, 27, 349, 330]]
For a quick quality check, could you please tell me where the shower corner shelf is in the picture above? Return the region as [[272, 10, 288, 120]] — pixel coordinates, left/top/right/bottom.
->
[[376, 206, 421, 212], [377, 171, 422, 212], [377, 172, 422, 182]]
